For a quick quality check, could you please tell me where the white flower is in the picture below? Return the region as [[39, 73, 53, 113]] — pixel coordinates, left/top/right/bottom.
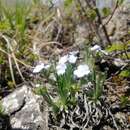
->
[[58, 53, 77, 64], [33, 63, 45, 73], [69, 50, 79, 55], [68, 54, 77, 64], [44, 64, 51, 69], [74, 64, 90, 78], [56, 64, 67, 75], [91, 45, 108, 55], [33, 62, 50, 73], [58, 55, 68, 64], [35, 84, 41, 88], [56, 52, 78, 75], [90, 45, 101, 51]]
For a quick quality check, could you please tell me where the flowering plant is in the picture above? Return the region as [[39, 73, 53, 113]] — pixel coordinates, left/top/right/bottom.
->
[[34, 47, 106, 114]]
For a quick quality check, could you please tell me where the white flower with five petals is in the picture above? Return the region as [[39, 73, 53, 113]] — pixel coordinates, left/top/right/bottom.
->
[[56, 64, 67, 75], [74, 64, 90, 78], [58, 55, 68, 64], [33, 62, 50, 73], [33, 63, 45, 73], [68, 54, 77, 64]]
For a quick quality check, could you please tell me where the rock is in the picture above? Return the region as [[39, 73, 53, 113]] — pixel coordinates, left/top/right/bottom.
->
[[2, 85, 48, 130], [75, 22, 93, 48], [105, 3, 130, 42], [115, 112, 126, 122], [106, 21, 116, 37], [49, 126, 92, 130], [115, 112, 128, 129], [2, 86, 27, 115], [102, 125, 115, 130]]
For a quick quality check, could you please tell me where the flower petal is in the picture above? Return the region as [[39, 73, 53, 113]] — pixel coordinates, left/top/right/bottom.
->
[[68, 54, 77, 64], [35, 84, 41, 88], [69, 50, 79, 56], [56, 64, 67, 75], [33, 63, 45, 73], [58, 55, 68, 64], [74, 64, 90, 78], [44, 64, 51, 69], [91, 45, 101, 51]]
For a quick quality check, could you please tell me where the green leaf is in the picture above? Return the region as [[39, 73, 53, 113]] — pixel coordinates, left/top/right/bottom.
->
[[34, 86, 47, 95], [127, 40, 130, 45], [118, 0, 124, 5], [119, 70, 130, 77], [64, 0, 73, 7], [93, 73, 105, 101], [0, 20, 10, 30], [0, 57, 4, 64], [106, 43, 127, 52], [120, 96, 130, 108], [87, 71, 106, 102], [121, 53, 130, 59], [87, 9, 97, 21], [102, 7, 111, 17], [0, 101, 4, 115]]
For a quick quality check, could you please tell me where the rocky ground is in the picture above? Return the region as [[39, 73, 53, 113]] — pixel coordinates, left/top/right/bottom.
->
[[0, 1, 130, 130]]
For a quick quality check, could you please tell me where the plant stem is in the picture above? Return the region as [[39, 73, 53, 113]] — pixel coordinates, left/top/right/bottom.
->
[[94, 7, 112, 46]]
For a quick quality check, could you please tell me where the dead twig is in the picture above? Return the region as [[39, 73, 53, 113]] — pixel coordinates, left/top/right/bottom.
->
[[0, 47, 33, 68], [1, 35, 25, 82], [85, 0, 112, 46], [104, 0, 119, 26], [108, 108, 119, 130]]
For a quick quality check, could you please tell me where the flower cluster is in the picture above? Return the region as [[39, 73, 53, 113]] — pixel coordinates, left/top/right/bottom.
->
[[56, 51, 90, 78], [32, 51, 91, 78], [58, 51, 78, 65], [56, 51, 78, 75]]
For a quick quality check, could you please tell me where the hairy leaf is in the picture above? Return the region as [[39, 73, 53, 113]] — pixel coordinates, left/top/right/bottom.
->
[[119, 70, 130, 77]]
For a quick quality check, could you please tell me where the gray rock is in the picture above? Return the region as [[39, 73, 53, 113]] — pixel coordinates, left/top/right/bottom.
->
[[105, 4, 130, 42], [102, 125, 115, 130], [75, 22, 92, 48], [2, 85, 48, 130]]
